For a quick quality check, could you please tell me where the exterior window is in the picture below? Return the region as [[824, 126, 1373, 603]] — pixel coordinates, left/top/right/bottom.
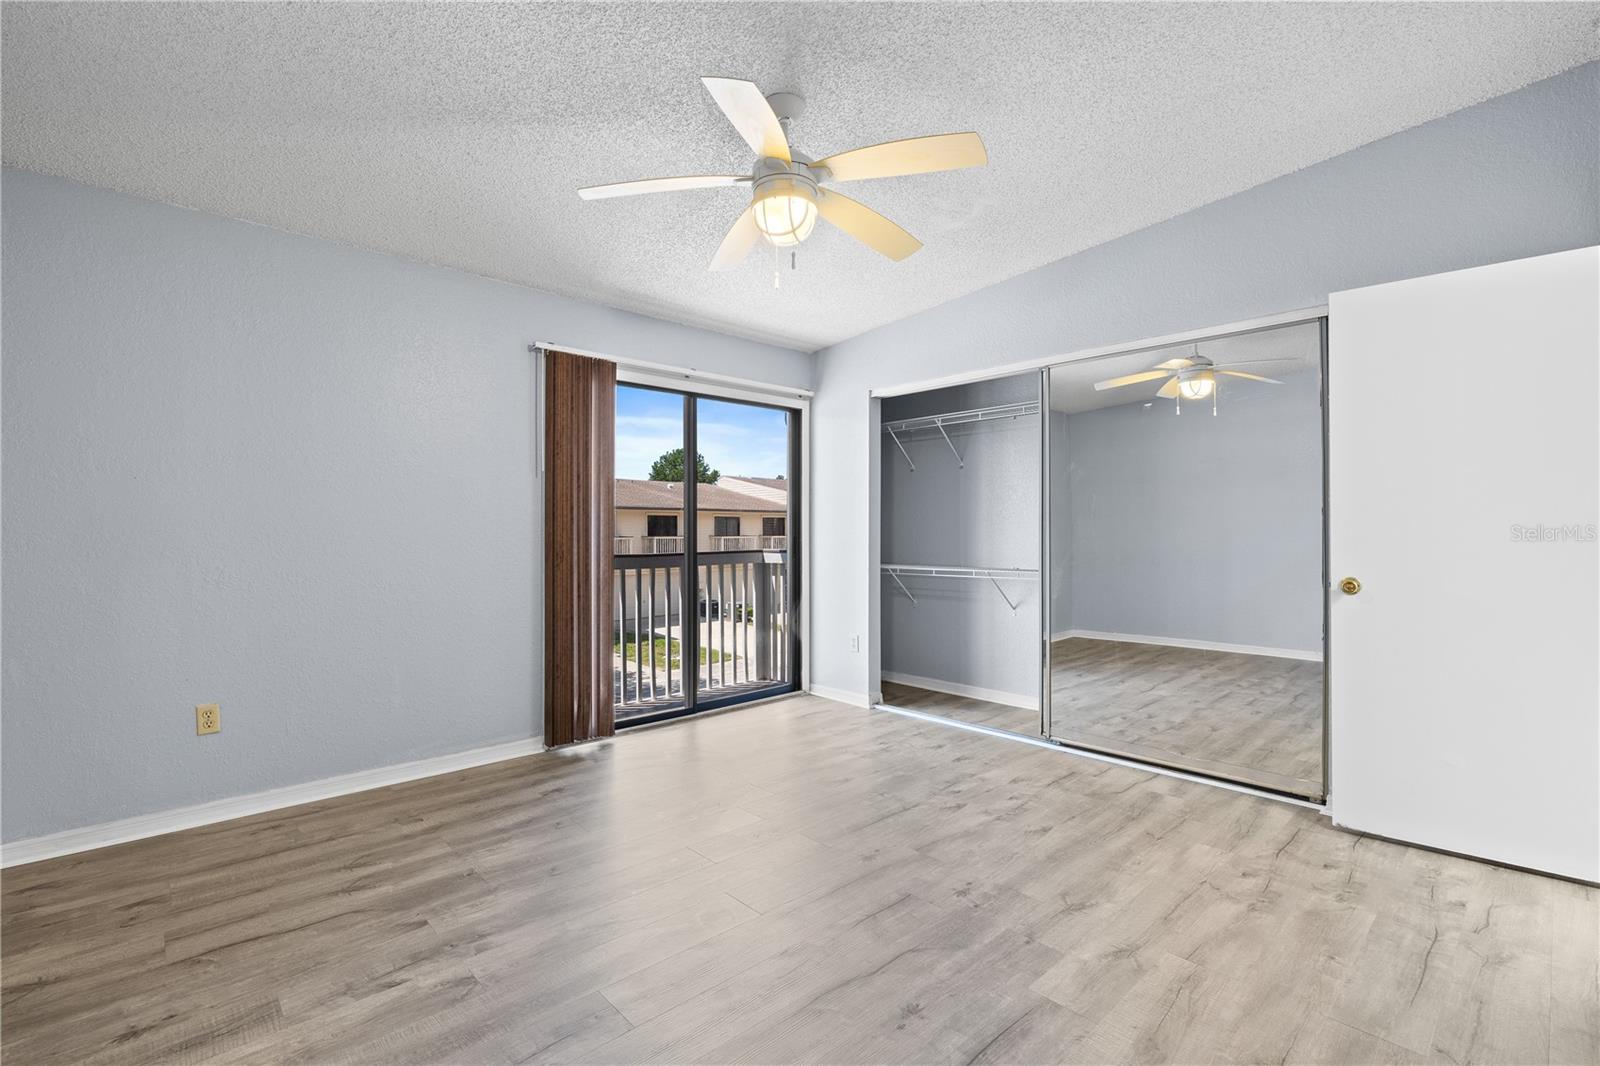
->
[[713, 516, 739, 537], [646, 514, 678, 537], [762, 516, 786, 536]]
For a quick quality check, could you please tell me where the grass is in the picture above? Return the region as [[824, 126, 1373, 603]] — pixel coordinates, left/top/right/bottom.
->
[[614, 637, 730, 670]]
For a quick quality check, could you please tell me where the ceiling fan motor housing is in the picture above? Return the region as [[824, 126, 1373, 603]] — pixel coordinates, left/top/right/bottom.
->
[[753, 157, 819, 205]]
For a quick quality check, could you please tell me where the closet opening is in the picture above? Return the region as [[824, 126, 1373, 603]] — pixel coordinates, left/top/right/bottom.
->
[[877, 373, 1045, 738], [612, 382, 801, 727], [874, 317, 1327, 802]]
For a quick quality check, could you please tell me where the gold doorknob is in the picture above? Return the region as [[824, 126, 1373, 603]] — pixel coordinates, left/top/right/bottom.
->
[[1339, 577, 1362, 596]]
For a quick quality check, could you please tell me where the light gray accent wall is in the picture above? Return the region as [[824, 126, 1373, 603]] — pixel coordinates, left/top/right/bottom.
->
[[0, 168, 810, 842], [880, 375, 1040, 701], [1056, 370, 1323, 652], [812, 63, 1599, 700]]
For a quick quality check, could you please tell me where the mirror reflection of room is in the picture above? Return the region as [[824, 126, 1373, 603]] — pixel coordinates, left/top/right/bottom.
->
[[879, 373, 1043, 737], [1048, 321, 1325, 797]]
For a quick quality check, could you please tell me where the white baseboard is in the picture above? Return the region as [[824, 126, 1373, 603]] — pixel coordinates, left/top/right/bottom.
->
[[880, 671, 1039, 710], [0, 737, 545, 869], [1056, 629, 1323, 663], [807, 684, 871, 708]]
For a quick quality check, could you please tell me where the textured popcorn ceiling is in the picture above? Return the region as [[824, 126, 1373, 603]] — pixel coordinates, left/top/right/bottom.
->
[[3, 3, 1596, 352]]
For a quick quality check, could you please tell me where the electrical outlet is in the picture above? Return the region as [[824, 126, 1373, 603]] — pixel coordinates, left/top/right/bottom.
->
[[850, 635, 860, 652], [196, 704, 220, 735]]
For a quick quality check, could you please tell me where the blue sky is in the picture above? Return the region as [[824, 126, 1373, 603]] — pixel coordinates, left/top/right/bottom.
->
[[615, 386, 790, 481]]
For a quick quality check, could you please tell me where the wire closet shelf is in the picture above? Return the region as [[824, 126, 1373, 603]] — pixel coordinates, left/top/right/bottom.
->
[[881, 400, 1040, 470], [880, 563, 1038, 612]]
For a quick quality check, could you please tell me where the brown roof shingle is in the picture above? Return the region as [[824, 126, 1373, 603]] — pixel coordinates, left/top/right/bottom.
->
[[613, 479, 785, 512]]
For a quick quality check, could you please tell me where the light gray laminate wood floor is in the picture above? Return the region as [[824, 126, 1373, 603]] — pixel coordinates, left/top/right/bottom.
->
[[880, 679, 1045, 737], [884, 638, 1325, 797], [3, 694, 1593, 1065]]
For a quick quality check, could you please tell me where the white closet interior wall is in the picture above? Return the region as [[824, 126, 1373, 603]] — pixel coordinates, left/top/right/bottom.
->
[[879, 374, 1042, 708]]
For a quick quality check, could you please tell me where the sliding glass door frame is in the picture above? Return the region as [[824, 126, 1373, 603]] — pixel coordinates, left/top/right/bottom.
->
[[616, 382, 802, 728]]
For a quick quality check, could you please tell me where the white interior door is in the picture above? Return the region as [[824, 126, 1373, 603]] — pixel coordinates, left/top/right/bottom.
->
[[1328, 246, 1599, 882]]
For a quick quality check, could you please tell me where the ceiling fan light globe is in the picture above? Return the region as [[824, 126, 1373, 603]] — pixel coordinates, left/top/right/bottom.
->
[[751, 176, 818, 247], [754, 196, 817, 247], [1177, 371, 1216, 400]]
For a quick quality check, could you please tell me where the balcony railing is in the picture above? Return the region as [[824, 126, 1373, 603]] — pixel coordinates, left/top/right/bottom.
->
[[617, 535, 784, 554], [708, 535, 787, 551], [613, 536, 685, 555], [612, 549, 789, 718]]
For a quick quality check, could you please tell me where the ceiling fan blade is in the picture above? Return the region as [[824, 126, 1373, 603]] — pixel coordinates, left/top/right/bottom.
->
[[578, 175, 749, 201], [815, 132, 987, 183], [1093, 369, 1171, 391], [816, 190, 922, 261], [708, 206, 762, 271], [1156, 378, 1181, 399], [1153, 358, 1196, 371], [701, 77, 790, 162], [1217, 370, 1283, 384]]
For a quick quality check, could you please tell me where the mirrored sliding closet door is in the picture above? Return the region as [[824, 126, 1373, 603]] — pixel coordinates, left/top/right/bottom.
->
[[878, 373, 1045, 738], [1045, 321, 1327, 798]]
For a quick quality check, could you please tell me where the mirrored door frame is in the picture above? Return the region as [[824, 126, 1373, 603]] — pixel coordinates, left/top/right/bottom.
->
[[1037, 317, 1330, 802]]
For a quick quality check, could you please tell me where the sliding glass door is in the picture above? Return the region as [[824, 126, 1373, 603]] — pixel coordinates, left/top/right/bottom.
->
[[612, 387, 688, 712], [612, 384, 799, 725]]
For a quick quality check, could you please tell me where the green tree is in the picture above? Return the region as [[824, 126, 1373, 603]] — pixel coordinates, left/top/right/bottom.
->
[[649, 448, 719, 484]]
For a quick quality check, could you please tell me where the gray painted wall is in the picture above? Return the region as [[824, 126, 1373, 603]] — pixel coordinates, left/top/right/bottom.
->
[[1055, 369, 1323, 653], [881, 375, 1040, 702], [814, 62, 1599, 700], [0, 168, 809, 842]]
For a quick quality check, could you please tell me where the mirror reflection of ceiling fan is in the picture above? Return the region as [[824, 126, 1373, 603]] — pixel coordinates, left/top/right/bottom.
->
[[578, 77, 987, 276], [1093, 344, 1286, 415]]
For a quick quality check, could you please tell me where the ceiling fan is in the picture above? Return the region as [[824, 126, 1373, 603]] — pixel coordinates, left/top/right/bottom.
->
[[578, 77, 987, 272], [1093, 345, 1285, 415]]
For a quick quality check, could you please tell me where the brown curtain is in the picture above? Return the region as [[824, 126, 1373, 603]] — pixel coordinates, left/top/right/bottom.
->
[[544, 350, 616, 745]]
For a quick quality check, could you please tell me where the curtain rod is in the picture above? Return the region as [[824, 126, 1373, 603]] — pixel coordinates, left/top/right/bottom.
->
[[531, 341, 814, 400]]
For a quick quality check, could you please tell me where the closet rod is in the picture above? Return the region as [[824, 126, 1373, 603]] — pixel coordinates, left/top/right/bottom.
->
[[882, 401, 1039, 471], [881, 401, 1040, 434], [880, 564, 1038, 612]]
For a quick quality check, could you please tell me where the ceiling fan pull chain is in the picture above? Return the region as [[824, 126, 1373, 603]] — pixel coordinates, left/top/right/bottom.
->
[[1213, 389, 1218, 417]]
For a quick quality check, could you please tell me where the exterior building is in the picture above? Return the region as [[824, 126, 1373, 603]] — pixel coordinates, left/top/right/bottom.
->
[[614, 476, 788, 554]]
